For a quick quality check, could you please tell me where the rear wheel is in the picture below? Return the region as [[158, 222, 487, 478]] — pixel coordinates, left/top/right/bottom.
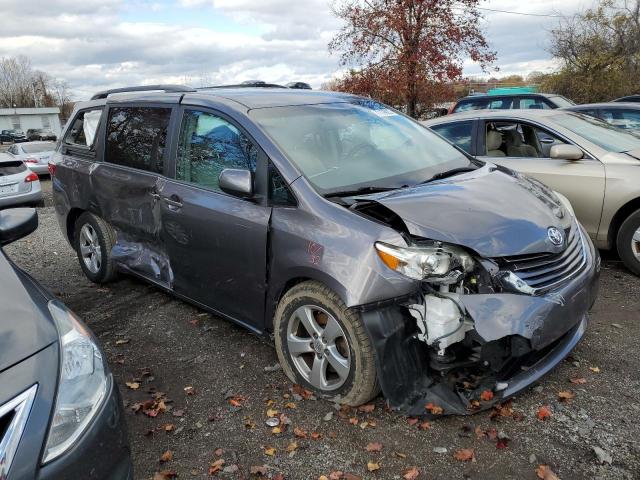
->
[[73, 212, 118, 283], [274, 281, 379, 406], [616, 209, 640, 276]]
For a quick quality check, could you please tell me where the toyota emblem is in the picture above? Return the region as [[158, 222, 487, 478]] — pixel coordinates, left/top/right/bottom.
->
[[548, 227, 564, 246]]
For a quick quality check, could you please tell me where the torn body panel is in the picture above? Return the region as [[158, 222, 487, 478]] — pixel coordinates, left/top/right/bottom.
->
[[361, 224, 600, 417], [111, 232, 174, 288]]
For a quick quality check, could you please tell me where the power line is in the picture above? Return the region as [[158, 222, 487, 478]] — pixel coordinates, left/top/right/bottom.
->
[[476, 7, 564, 18]]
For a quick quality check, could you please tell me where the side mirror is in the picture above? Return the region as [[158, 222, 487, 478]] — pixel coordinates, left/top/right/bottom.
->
[[550, 144, 583, 161], [0, 208, 38, 246], [219, 168, 253, 198]]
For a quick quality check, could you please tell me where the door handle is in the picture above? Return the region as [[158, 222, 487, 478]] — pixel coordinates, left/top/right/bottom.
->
[[163, 196, 183, 209]]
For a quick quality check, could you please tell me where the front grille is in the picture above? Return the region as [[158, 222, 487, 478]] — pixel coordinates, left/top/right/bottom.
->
[[0, 385, 38, 480], [497, 226, 586, 293]]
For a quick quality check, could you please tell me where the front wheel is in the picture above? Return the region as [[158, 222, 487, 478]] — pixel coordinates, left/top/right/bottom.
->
[[73, 212, 119, 283], [616, 209, 640, 276], [273, 281, 379, 406]]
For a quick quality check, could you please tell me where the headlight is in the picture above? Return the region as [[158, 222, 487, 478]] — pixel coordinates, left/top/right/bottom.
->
[[375, 241, 474, 282], [43, 300, 109, 464]]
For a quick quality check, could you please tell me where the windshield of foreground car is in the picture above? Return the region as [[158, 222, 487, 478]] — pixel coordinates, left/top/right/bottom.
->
[[551, 112, 640, 152], [250, 101, 473, 194]]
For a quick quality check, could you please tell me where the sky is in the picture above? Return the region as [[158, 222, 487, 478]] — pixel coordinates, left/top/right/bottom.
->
[[0, 0, 590, 100]]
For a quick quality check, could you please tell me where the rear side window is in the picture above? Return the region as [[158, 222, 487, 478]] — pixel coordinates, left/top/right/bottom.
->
[[519, 98, 551, 110], [453, 99, 488, 113], [430, 121, 474, 153], [0, 161, 26, 175], [66, 109, 103, 147], [176, 110, 257, 192], [105, 107, 171, 174]]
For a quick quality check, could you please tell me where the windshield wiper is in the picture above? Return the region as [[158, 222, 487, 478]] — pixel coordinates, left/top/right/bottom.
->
[[419, 166, 479, 185], [324, 186, 401, 198]]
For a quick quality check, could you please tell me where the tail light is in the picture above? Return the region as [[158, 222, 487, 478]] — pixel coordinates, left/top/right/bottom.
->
[[48, 162, 56, 176], [24, 157, 38, 164], [24, 172, 39, 182]]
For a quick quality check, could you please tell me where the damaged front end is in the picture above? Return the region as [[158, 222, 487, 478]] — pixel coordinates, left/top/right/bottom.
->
[[360, 225, 600, 417]]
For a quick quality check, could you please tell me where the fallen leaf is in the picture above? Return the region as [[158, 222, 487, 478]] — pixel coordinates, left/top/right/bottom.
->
[[558, 390, 575, 402], [293, 427, 307, 439], [480, 390, 494, 401], [208, 458, 225, 475], [407, 418, 419, 426], [343, 475, 362, 480], [367, 461, 380, 472], [569, 377, 587, 384], [393, 452, 407, 459], [536, 405, 552, 421], [589, 366, 601, 373], [160, 450, 173, 463], [535, 464, 560, 480], [273, 474, 285, 480], [161, 423, 175, 432], [310, 431, 322, 440], [285, 402, 297, 409], [125, 381, 140, 390], [183, 386, 196, 396], [425, 403, 444, 415], [228, 395, 246, 407], [496, 438, 509, 449], [271, 426, 282, 434], [153, 471, 177, 480], [214, 448, 223, 456], [286, 441, 298, 453], [453, 449, 475, 462], [328, 472, 343, 480], [366, 442, 383, 452], [349, 417, 359, 425], [359, 404, 375, 413], [419, 421, 430, 431], [115, 338, 130, 345], [266, 408, 279, 417], [264, 446, 276, 456], [403, 467, 420, 480]]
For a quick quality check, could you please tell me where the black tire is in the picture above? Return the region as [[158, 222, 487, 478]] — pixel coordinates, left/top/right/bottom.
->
[[617, 209, 640, 276], [274, 281, 379, 406], [73, 212, 119, 283]]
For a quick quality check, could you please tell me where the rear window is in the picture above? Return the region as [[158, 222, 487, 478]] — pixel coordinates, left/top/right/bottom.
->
[[105, 106, 172, 174], [0, 161, 26, 175], [22, 143, 55, 153], [549, 96, 574, 107]]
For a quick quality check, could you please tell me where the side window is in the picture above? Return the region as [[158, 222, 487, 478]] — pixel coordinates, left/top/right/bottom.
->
[[485, 122, 564, 158], [520, 98, 550, 110], [602, 109, 640, 130], [431, 121, 474, 153], [454, 100, 487, 112], [105, 107, 171, 174], [65, 109, 103, 147], [8, 145, 17, 155], [176, 110, 257, 192], [488, 98, 515, 110], [269, 165, 296, 206]]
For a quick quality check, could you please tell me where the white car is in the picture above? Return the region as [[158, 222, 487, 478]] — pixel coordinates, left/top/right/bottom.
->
[[0, 153, 42, 208], [6, 141, 56, 175]]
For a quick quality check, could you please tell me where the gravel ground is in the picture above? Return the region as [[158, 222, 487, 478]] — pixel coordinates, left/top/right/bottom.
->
[[5, 178, 640, 480]]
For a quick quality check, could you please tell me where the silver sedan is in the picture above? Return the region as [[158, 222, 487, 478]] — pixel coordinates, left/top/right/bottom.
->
[[6, 141, 56, 175], [0, 154, 42, 208]]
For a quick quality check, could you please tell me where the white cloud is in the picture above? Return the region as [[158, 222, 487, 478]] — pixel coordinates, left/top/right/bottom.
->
[[0, 0, 588, 101]]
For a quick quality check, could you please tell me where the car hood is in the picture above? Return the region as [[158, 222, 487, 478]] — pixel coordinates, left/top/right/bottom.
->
[[0, 253, 58, 373], [359, 165, 572, 258]]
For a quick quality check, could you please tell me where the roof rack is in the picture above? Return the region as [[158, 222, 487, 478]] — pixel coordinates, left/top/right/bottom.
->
[[201, 81, 287, 89], [91, 84, 197, 100]]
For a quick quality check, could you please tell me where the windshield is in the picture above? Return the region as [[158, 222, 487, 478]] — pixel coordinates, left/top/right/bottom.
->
[[549, 96, 574, 107], [22, 143, 54, 153], [250, 101, 472, 194], [551, 113, 640, 152]]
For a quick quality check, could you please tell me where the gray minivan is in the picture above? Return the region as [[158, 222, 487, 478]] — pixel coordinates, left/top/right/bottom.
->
[[51, 85, 599, 416]]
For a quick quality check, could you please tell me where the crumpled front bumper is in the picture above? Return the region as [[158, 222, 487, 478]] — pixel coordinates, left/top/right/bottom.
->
[[362, 229, 600, 417]]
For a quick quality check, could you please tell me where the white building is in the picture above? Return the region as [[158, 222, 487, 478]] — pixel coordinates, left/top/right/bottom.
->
[[0, 107, 62, 136]]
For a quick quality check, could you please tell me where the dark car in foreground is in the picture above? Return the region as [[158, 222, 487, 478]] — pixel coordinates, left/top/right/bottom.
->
[[565, 102, 640, 132], [26, 129, 56, 142], [0, 130, 27, 144], [0, 208, 132, 479], [50, 85, 599, 416], [451, 93, 574, 114]]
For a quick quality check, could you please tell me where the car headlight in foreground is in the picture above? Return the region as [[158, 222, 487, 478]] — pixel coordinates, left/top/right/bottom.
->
[[43, 300, 109, 464], [375, 241, 475, 282]]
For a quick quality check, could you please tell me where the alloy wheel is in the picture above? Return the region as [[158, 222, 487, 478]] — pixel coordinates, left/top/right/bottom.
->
[[286, 305, 351, 391], [79, 224, 102, 274]]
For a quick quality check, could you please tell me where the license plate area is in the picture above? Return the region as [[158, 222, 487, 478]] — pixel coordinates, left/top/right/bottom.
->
[[0, 183, 18, 196]]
